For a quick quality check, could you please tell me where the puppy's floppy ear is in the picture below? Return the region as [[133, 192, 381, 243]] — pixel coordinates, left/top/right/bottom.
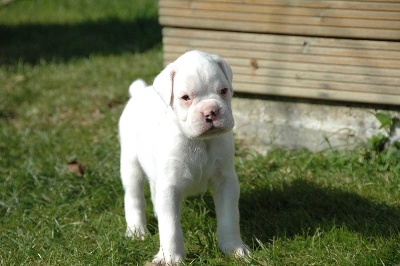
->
[[210, 54, 233, 85], [153, 63, 176, 106]]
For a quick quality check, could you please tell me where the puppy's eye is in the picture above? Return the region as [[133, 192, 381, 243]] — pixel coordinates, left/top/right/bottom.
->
[[221, 88, 228, 95], [181, 95, 190, 101]]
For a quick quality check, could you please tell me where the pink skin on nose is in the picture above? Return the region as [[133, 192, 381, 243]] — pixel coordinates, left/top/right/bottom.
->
[[202, 103, 220, 123]]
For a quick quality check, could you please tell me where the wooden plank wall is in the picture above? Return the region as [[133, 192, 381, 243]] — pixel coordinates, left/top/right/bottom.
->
[[159, 0, 400, 40], [159, 0, 400, 105]]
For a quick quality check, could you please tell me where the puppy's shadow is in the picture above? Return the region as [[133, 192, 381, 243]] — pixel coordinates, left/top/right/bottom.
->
[[239, 179, 400, 244]]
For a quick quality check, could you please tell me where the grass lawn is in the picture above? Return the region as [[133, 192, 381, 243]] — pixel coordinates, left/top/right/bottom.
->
[[1, 0, 399, 265]]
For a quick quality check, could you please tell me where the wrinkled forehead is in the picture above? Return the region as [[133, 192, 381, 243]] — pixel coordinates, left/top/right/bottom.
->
[[174, 58, 230, 93]]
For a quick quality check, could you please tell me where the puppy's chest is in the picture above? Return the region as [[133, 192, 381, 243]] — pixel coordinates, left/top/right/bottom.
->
[[181, 144, 220, 195]]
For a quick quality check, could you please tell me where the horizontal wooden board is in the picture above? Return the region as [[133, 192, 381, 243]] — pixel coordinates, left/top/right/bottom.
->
[[159, 0, 400, 40], [162, 28, 400, 105], [232, 82, 400, 105], [189, 0, 400, 11], [160, 8, 400, 29]]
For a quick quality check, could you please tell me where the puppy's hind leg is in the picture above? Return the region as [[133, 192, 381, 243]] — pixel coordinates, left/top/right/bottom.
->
[[120, 156, 149, 239]]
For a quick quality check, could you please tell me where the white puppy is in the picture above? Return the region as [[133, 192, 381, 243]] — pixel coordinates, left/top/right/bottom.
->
[[119, 50, 250, 265]]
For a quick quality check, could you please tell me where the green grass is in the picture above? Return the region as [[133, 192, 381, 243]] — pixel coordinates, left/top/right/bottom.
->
[[1, 1, 399, 265]]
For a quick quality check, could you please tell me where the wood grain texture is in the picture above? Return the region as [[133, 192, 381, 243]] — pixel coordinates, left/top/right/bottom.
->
[[159, 0, 400, 40], [162, 28, 400, 105]]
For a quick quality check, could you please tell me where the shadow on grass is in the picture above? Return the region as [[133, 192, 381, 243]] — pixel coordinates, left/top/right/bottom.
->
[[239, 179, 400, 243], [0, 17, 161, 65]]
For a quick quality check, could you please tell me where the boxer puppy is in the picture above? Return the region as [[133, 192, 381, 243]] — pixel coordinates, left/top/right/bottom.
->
[[119, 50, 250, 265]]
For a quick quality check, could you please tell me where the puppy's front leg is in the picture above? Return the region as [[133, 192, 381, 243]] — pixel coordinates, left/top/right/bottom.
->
[[152, 186, 185, 265], [213, 172, 251, 257]]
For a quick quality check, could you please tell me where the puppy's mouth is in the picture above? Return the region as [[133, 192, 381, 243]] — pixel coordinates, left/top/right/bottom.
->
[[185, 110, 234, 139], [198, 122, 231, 138], [205, 125, 219, 134]]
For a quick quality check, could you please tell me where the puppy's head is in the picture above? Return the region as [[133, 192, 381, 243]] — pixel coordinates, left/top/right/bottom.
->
[[153, 50, 234, 139]]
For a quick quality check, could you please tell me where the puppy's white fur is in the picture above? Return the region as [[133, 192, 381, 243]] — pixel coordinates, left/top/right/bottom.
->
[[119, 50, 250, 265]]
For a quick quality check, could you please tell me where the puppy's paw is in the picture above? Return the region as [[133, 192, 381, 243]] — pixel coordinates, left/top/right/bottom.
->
[[233, 243, 251, 257], [152, 250, 184, 265], [125, 226, 149, 240], [219, 241, 251, 257]]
